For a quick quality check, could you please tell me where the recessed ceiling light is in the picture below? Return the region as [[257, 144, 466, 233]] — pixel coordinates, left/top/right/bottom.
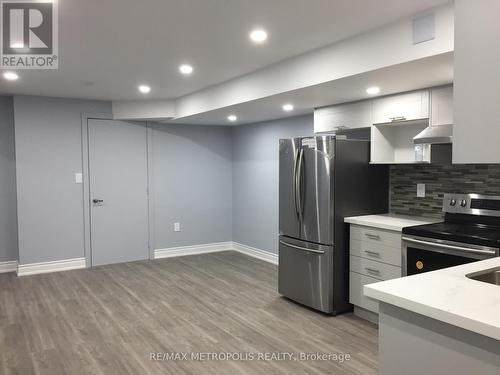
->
[[366, 86, 380, 95], [3, 72, 19, 81], [227, 115, 238, 122], [249, 29, 268, 43], [179, 64, 194, 75], [283, 104, 294, 112], [138, 85, 151, 94]]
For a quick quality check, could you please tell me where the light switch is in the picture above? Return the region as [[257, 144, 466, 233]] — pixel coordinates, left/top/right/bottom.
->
[[174, 222, 181, 232], [75, 173, 83, 184], [417, 183, 426, 198]]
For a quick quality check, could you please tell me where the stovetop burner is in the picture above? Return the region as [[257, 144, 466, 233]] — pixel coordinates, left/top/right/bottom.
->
[[403, 221, 500, 248], [403, 193, 500, 249]]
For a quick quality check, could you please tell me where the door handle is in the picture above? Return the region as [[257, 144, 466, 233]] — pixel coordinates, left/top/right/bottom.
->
[[92, 199, 104, 204], [279, 240, 325, 254], [401, 236, 498, 256], [293, 148, 299, 219], [296, 148, 304, 221]]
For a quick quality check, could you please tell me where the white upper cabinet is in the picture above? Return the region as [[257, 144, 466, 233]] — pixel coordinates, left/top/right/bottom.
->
[[430, 86, 453, 126], [453, 0, 500, 164], [372, 90, 429, 125], [314, 101, 372, 133], [370, 88, 452, 165]]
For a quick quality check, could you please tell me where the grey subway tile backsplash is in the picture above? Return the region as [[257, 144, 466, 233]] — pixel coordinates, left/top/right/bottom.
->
[[390, 164, 500, 219]]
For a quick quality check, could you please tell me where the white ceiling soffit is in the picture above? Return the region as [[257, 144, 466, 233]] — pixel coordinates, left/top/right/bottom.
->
[[112, 99, 175, 121], [113, 3, 454, 124], [167, 52, 454, 126]]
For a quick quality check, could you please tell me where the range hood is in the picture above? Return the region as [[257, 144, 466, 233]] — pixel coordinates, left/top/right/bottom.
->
[[413, 124, 453, 144]]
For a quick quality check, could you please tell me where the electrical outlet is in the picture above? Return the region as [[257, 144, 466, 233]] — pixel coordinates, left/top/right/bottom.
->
[[174, 222, 181, 232], [417, 183, 426, 198]]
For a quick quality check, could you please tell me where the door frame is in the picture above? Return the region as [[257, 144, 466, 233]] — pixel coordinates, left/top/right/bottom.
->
[[81, 113, 155, 267]]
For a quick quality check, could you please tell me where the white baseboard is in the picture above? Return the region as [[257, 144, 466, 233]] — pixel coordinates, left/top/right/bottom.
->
[[232, 242, 278, 265], [17, 257, 86, 277], [154, 242, 233, 259], [12, 241, 277, 277], [0, 260, 18, 274], [154, 241, 278, 265]]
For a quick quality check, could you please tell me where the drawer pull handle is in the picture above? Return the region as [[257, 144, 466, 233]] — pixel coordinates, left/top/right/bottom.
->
[[365, 233, 381, 240], [390, 116, 407, 122], [364, 250, 380, 257], [364, 267, 381, 274]]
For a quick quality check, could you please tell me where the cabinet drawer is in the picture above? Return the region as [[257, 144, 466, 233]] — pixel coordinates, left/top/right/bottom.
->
[[350, 225, 401, 248], [350, 255, 401, 280], [349, 272, 380, 313], [350, 239, 402, 267]]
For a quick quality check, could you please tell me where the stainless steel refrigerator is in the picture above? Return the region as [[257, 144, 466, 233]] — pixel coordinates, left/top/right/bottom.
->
[[278, 135, 388, 314]]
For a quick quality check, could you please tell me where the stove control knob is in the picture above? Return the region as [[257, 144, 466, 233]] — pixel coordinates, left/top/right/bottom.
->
[[460, 199, 467, 207], [450, 199, 457, 206]]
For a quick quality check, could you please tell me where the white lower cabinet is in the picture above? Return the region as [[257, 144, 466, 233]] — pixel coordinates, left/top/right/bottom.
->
[[350, 273, 381, 313], [349, 224, 402, 315], [350, 255, 401, 281], [350, 239, 401, 267]]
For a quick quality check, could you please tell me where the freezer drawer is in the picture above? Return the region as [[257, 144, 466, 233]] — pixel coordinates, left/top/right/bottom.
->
[[278, 236, 333, 313]]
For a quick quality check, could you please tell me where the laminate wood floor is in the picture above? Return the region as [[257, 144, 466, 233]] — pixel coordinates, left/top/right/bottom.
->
[[0, 251, 378, 375]]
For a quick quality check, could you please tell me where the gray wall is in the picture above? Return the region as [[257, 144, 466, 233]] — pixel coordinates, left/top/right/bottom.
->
[[10, 98, 311, 262], [13, 96, 111, 264], [151, 123, 233, 249], [232, 115, 313, 254], [0, 96, 18, 263]]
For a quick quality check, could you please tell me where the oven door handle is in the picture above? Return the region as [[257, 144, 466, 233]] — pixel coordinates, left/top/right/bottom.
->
[[402, 236, 498, 256]]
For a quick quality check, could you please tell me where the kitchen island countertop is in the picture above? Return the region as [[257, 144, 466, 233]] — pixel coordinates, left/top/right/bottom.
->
[[365, 257, 500, 341]]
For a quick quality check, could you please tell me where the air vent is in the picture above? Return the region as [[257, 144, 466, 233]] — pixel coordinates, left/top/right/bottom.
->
[[413, 13, 435, 44]]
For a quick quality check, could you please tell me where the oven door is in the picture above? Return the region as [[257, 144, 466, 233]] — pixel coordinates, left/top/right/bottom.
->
[[402, 235, 499, 276]]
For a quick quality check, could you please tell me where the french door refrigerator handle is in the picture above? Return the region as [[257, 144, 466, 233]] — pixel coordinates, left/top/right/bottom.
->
[[292, 148, 299, 219], [279, 240, 325, 254], [296, 148, 304, 221]]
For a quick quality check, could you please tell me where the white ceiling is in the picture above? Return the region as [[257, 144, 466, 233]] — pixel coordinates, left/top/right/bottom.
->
[[0, 0, 451, 101]]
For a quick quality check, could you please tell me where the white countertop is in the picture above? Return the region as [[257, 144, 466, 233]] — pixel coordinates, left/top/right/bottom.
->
[[365, 257, 500, 341], [344, 213, 439, 232]]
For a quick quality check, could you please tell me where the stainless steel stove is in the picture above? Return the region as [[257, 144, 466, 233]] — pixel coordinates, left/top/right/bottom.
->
[[402, 194, 500, 276]]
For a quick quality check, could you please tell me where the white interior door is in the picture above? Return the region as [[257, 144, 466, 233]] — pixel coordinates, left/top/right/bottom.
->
[[88, 119, 149, 266]]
